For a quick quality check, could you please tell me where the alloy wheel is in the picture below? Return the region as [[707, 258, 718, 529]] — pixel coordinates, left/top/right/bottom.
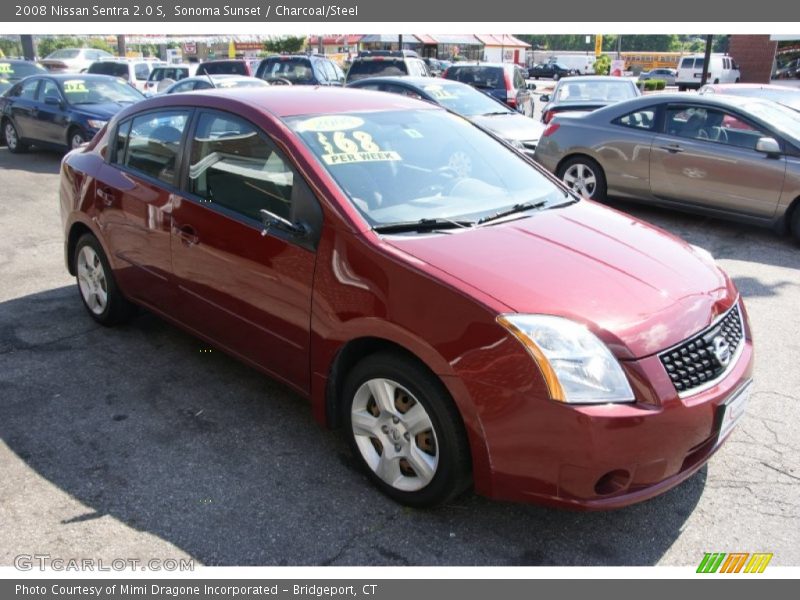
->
[[350, 378, 439, 492], [76, 245, 108, 315], [5, 122, 18, 151], [562, 162, 598, 198]]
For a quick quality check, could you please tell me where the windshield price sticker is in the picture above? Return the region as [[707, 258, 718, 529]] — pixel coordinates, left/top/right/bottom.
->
[[298, 115, 364, 132], [0, 63, 12, 74], [63, 80, 88, 93], [424, 86, 457, 100], [317, 130, 401, 165]]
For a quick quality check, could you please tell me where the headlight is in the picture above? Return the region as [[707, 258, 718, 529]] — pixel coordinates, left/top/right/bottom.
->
[[86, 119, 107, 130], [497, 314, 635, 404]]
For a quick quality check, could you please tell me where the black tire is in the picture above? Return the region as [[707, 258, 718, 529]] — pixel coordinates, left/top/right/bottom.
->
[[342, 351, 472, 507], [73, 234, 136, 326], [3, 119, 28, 153], [557, 155, 608, 202], [553, 73, 560, 81], [67, 126, 88, 151], [790, 204, 800, 244]]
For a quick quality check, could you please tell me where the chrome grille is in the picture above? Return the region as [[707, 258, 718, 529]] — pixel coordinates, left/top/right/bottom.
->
[[659, 303, 744, 395]]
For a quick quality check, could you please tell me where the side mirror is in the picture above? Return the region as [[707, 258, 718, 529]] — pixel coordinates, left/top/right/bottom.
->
[[540, 94, 550, 102], [526, 82, 537, 91], [259, 208, 309, 238], [755, 137, 781, 155], [44, 96, 62, 106]]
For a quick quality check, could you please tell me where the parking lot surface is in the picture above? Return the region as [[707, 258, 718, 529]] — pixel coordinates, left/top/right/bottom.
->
[[0, 147, 798, 566]]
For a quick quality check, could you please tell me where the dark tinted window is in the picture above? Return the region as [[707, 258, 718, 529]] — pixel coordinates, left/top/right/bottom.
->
[[444, 66, 505, 90], [40, 80, 63, 102], [680, 58, 693, 69], [88, 62, 130, 78], [188, 112, 294, 221], [134, 63, 150, 80], [125, 111, 190, 186], [347, 59, 408, 81], [18, 78, 39, 100], [0, 61, 46, 80], [197, 61, 248, 76], [113, 119, 132, 163], [258, 57, 315, 84], [614, 108, 656, 131]]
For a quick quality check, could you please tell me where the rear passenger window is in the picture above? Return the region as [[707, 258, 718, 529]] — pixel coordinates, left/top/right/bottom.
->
[[614, 108, 657, 131], [134, 63, 150, 80], [113, 119, 132, 163], [188, 112, 294, 222], [125, 111, 190, 186]]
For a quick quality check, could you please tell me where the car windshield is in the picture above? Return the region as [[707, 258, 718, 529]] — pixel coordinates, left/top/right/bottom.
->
[[445, 66, 504, 90], [741, 100, 800, 140], [284, 109, 568, 227], [259, 58, 315, 83], [420, 82, 511, 116], [347, 59, 408, 81], [60, 77, 144, 105], [0, 61, 45, 80], [725, 88, 800, 111], [48, 49, 81, 59], [554, 80, 636, 103], [88, 62, 129, 78]]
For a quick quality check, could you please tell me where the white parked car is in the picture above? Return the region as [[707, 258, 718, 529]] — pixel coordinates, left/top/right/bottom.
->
[[676, 53, 740, 91], [87, 59, 165, 93], [40, 48, 113, 73], [144, 64, 197, 95]]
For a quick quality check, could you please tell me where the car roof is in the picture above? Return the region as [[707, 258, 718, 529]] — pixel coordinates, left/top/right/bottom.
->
[[705, 83, 799, 91], [561, 75, 636, 83], [182, 75, 255, 82], [447, 62, 512, 68], [123, 86, 441, 119], [350, 76, 458, 88]]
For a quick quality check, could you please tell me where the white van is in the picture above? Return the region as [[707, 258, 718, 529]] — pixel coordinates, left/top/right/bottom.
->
[[676, 53, 740, 91]]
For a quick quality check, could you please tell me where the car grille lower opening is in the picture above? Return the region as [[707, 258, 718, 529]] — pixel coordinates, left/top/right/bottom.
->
[[659, 303, 744, 395]]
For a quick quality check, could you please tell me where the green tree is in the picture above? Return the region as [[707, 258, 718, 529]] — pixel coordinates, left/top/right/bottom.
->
[[0, 38, 22, 58], [594, 54, 611, 75], [263, 36, 306, 54], [36, 36, 116, 58]]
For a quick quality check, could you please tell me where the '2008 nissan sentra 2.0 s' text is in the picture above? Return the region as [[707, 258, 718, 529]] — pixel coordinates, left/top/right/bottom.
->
[[59, 87, 753, 509]]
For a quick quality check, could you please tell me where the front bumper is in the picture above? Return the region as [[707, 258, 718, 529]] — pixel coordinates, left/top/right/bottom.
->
[[463, 309, 754, 509]]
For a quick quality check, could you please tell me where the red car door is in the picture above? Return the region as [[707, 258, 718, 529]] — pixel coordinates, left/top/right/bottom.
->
[[93, 109, 192, 310], [169, 110, 321, 393]]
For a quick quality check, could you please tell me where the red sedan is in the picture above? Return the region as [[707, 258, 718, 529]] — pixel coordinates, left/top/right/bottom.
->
[[59, 87, 753, 509]]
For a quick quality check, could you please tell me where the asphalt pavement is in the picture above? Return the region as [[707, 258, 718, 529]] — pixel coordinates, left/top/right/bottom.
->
[[0, 146, 798, 567]]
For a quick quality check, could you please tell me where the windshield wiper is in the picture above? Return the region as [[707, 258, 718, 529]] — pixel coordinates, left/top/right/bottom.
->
[[481, 111, 513, 116], [478, 201, 547, 225], [373, 218, 476, 234]]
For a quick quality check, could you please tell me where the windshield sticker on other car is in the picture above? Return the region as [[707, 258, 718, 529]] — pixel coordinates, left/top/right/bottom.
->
[[298, 115, 365, 133], [63, 80, 89, 93], [404, 128, 423, 139], [316, 130, 401, 165], [0, 63, 13, 75], [423, 86, 457, 101]]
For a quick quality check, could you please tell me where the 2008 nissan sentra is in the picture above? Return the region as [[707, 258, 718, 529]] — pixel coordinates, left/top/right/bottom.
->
[[59, 87, 753, 509]]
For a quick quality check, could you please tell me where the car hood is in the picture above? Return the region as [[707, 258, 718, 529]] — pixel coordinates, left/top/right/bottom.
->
[[74, 102, 136, 120], [471, 113, 545, 142], [385, 200, 736, 359]]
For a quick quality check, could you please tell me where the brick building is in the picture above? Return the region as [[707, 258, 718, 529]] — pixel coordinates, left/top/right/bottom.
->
[[728, 35, 778, 83]]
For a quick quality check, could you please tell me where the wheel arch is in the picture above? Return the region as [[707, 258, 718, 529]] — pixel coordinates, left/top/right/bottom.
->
[[783, 194, 800, 238], [65, 221, 97, 275], [555, 151, 604, 178]]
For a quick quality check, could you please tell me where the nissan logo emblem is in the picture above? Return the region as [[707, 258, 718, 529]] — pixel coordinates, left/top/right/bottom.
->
[[712, 336, 732, 367]]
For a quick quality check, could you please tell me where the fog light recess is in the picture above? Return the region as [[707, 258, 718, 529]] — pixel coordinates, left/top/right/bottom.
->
[[594, 470, 631, 496]]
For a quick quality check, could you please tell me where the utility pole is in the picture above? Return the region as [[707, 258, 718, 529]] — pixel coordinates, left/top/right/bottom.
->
[[700, 34, 713, 85], [117, 35, 126, 58], [20, 35, 36, 60], [398, 34, 403, 51]]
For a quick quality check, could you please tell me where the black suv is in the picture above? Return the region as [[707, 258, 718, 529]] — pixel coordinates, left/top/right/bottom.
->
[[528, 63, 577, 80], [255, 54, 345, 86], [345, 50, 431, 84]]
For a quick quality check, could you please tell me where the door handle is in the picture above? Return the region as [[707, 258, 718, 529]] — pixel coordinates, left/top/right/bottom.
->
[[175, 224, 199, 246], [96, 187, 114, 206], [660, 144, 684, 153]]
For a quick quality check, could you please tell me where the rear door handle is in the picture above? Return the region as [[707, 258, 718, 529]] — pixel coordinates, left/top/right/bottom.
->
[[175, 224, 199, 246], [96, 187, 114, 206], [660, 144, 685, 153]]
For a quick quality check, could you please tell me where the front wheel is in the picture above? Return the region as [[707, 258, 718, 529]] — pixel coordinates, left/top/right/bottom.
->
[[790, 204, 800, 244], [74, 234, 136, 326], [68, 127, 88, 151], [343, 352, 471, 507], [558, 156, 607, 201]]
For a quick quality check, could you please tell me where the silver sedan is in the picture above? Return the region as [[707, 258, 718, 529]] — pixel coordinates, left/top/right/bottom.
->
[[533, 93, 800, 240]]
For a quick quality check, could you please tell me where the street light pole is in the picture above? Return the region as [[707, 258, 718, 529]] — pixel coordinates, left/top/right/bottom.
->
[[700, 34, 713, 86]]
